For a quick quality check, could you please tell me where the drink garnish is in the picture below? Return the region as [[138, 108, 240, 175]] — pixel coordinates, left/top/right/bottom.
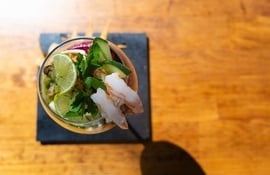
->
[[43, 37, 143, 129]]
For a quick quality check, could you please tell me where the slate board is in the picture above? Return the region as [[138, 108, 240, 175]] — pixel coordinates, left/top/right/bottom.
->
[[36, 33, 151, 144]]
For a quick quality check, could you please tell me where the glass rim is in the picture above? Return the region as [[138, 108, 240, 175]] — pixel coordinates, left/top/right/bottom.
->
[[37, 37, 138, 134]]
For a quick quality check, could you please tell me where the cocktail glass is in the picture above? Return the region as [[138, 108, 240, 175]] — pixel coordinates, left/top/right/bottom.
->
[[37, 37, 138, 134]]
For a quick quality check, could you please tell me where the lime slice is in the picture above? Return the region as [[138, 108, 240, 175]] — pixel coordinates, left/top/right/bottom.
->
[[54, 93, 72, 116], [53, 53, 77, 94], [54, 93, 90, 122]]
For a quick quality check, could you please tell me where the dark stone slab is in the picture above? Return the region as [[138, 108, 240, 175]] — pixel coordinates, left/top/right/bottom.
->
[[37, 33, 151, 144]]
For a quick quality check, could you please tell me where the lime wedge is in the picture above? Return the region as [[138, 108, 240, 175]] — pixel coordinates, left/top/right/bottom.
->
[[53, 53, 77, 94]]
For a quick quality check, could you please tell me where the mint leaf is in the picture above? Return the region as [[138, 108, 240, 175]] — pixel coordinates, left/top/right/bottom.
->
[[65, 89, 100, 118], [84, 59, 101, 78], [77, 54, 85, 72], [78, 37, 113, 78], [69, 102, 82, 113], [64, 111, 81, 118], [84, 77, 106, 91], [70, 91, 84, 106], [74, 53, 85, 79], [85, 97, 99, 116]]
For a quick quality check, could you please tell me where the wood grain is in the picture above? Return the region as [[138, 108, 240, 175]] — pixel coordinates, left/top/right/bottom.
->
[[0, 0, 270, 174]]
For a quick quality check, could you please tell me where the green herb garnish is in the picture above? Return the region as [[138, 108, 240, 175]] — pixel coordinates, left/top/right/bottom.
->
[[49, 37, 131, 119], [64, 37, 114, 118]]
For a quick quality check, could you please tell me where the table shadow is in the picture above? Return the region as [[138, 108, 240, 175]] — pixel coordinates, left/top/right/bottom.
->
[[140, 141, 205, 175]]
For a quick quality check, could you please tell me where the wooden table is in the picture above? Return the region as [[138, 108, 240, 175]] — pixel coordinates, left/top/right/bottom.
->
[[0, 0, 270, 174]]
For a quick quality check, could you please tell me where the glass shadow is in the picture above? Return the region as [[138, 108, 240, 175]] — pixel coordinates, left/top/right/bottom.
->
[[140, 141, 206, 175]]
